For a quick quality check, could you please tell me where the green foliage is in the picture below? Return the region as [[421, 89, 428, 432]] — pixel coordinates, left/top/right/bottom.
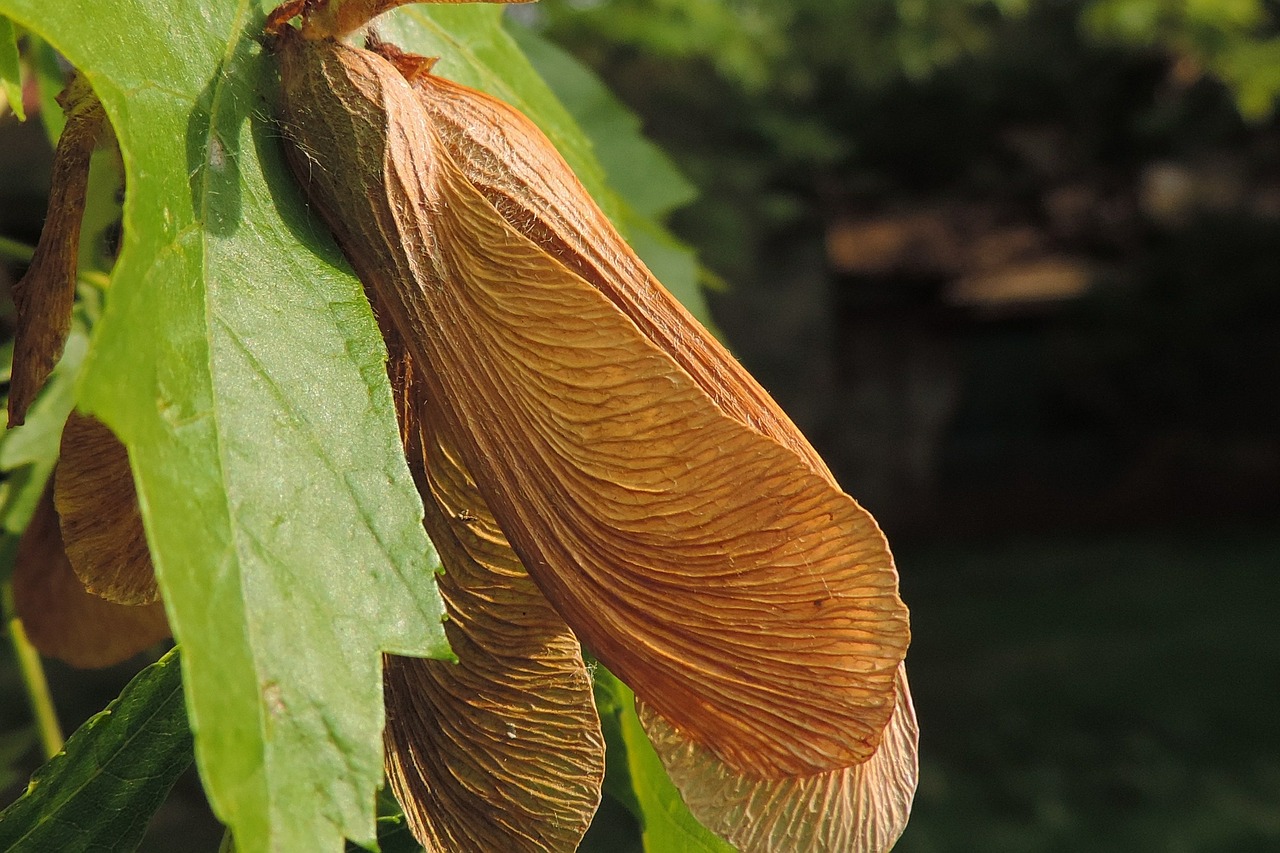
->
[[522, 0, 787, 92], [0, 1, 707, 850], [25, 33, 64, 143], [0, 16, 22, 121], [530, 0, 1031, 94], [509, 20, 710, 319], [594, 669, 734, 853], [534, 0, 1280, 121], [0, 649, 191, 853], [0, 1, 456, 849], [342, 790, 426, 853], [0, 321, 87, 579], [1085, 0, 1280, 119]]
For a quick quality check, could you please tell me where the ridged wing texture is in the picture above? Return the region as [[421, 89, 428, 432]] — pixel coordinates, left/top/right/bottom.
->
[[386, 58, 918, 832], [7, 75, 104, 427], [639, 665, 918, 853], [409, 138, 907, 779], [398, 64, 834, 480], [276, 32, 907, 780], [383, 342, 604, 853], [54, 412, 159, 604], [12, 487, 169, 668]]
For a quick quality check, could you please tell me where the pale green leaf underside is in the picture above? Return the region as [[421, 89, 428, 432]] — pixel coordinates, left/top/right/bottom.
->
[[508, 22, 695, 221], [508, 20, 710, 321], [0, 648, 192, 852], [0, 0, 455, 849]]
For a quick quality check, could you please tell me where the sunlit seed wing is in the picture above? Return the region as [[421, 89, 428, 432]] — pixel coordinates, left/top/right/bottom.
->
[[275, 36, 908, 780], [411, 159, 907, 779], [640, 664, 918, 853], [378, 57, 920, 829], [375, 45, 836, 481], [406, 77, 922, 837], [55, 412, 159, 604], [383, 334, 605, 853]]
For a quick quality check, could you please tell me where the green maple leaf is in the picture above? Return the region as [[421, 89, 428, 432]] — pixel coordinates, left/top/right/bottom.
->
[[0, 0, 456, 848], [0, 1, 713, 849]]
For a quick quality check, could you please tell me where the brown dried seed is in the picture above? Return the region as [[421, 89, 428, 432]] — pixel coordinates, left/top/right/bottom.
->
[[382, 325, 604, 853], [11, 486, 169, 669], [7, 74, 106, 427], [55, 412, 159, 605], [273, 30, 908, 781]]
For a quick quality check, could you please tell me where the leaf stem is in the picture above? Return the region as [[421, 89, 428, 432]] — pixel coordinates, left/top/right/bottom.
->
[[218, 828, 236, 853], [0, 234, 36, 263], [2, 582, 64, 758]]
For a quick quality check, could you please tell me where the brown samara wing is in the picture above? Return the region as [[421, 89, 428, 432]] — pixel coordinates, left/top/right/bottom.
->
[[273, 30, 907, 780], [382, 329, 604, 853]]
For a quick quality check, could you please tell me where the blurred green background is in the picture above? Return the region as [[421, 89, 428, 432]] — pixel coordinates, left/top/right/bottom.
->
[[3, 0, 1278, 849]]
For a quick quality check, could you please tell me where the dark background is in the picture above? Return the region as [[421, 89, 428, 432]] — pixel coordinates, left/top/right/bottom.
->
[[3, 0, 1278, 850], [528, 1, 1279, 849]]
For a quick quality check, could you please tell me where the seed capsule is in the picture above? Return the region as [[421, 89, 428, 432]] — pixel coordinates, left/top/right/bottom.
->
[[270, 12, 914, 850]]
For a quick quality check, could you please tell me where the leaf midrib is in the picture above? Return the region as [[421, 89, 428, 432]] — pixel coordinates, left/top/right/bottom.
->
[[193, 0, 276, 835]]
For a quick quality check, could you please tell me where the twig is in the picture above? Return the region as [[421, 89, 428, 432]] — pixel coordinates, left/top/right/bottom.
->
[[2, 582, 65, 758]]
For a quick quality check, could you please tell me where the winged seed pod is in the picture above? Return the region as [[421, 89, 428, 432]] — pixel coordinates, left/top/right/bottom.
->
[[270, 10, 914, 851], [364, 42, 919, 847], [382, 323, 605, 852], [11, 484, 168, 669], [55, 411, 160, 605], [2, 68, 168, 668], [7, 73, 106, 428], [10, 414, 171, 669]]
